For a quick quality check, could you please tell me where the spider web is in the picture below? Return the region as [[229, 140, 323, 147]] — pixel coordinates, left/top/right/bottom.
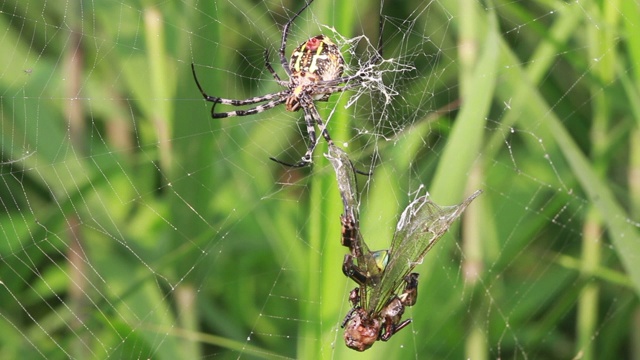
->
[[1, 0, 639, 359]]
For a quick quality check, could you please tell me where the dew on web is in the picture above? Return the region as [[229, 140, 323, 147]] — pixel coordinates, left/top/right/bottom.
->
[[0, 0, 636, 358]]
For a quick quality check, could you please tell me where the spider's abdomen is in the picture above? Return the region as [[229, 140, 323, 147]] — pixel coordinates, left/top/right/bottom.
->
[[285, 35, 345, 112], [290, 35, 344, 82]]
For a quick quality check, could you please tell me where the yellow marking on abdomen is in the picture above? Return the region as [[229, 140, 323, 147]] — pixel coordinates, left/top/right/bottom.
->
[[308, 41, 326, 74]]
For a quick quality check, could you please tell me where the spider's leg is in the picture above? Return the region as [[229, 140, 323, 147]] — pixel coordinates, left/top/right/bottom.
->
[[270, 97, 372, 175], [315, 99, 374, 176], [192, 63, 223, 109], [269, 156, 309, 168], [268, 99, 319, 168], [313, 109, 333, 146], [264, 49, 286, 85], [314, 82, 365, 99], [192, 63, 287, 105], [307, 101, 365, 172], [192, 63, 291, 118], [342, 254, 368, 286], [209, 91, 288, 108], [380, 319, 411, 341], [318, 74, 364, 87], [211, 97, 287, 118], [312, 76, 369, 104], [279, 0, 314, 76], [375, 15, 385, 63], [340, 306, 357, 328], [302, 98, 328, 163]]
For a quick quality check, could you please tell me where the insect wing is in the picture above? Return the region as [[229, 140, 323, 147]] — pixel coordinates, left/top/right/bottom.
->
[[367, 190, 482, 313], [326, 145, 384, 290], [326, 145, 360, 222]]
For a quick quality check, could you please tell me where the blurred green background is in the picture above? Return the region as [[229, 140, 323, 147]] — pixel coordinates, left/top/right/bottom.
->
[[1, 0, 639, 359]]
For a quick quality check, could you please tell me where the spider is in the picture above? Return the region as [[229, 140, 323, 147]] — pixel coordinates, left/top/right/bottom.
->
[[191, 0, 382, 171]]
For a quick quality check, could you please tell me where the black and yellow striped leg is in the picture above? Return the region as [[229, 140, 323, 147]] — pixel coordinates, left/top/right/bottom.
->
[[269, 100, 324, 168]]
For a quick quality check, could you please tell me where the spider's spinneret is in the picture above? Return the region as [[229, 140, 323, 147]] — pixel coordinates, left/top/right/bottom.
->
[[286, 35, 345, 111]]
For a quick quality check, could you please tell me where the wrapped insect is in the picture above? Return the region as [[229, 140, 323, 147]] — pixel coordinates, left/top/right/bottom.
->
[[326, 145, 482, 351]]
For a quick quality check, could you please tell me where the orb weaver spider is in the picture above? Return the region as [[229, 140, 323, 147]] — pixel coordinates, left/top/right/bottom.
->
[[191, 0, 383, 170]]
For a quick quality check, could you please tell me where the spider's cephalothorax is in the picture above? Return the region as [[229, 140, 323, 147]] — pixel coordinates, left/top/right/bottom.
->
[[191, 0, 382, 169]]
